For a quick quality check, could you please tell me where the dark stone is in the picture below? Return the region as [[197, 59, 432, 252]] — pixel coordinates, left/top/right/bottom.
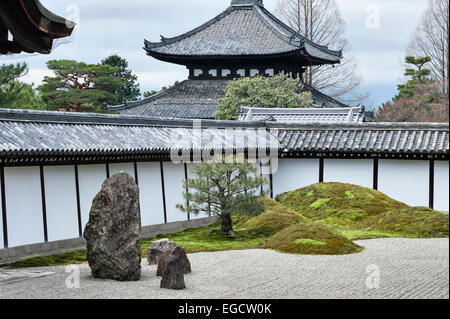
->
[[160, 254, 186, 290], [83, 172, 141, 281], [147, 238, 176, 265], [156, 246, 191, 277], [156, 250, 173, 277]]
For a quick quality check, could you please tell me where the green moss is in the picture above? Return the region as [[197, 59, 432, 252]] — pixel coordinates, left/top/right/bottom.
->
[[277, 182, 409, 226], [306, 190, 314, 197], [244, 198, 310, 236], [355, 207, 449, 238], [10, 251, 87, 268], [345, 191, 356, 199], [293, 239, 327, 246], [262, 223, 363, 255], [309, 198, 331, 208]]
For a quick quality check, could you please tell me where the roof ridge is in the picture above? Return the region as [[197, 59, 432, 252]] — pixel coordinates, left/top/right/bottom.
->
[[254, 6, 342, 58], [1, 108, 448, 131], [145, 6, 235, 49]]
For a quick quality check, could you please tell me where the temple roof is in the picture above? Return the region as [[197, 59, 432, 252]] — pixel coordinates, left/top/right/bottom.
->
[[109, 79, 350, 119], [0, 0, 75, 55], [144, 0, 342, 65], [239, 106, 366, 123]]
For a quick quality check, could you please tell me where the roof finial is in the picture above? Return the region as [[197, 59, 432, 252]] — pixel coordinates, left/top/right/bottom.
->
[[231, 0, 263, 7]]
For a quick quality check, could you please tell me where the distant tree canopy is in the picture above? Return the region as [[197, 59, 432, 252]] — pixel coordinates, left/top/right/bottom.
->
[[101, 54, 140, 104], [375, 56, 449, 123], [0, 63, 45, 110], [216, 74, 313, 121], [38, 60, 124, 112]]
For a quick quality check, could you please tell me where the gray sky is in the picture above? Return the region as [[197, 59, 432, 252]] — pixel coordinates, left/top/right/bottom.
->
[[2, 0, 429, 108]]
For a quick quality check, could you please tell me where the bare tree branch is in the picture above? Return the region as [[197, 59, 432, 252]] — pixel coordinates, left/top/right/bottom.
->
[[407, 0, 449, 95]]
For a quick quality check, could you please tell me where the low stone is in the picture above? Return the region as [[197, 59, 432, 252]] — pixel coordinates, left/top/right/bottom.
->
[[83, 172, 141, 281], [147, 238, 176, 265], [156, 250, 173, 277], [160, 255, 186, 290], [157, 246, 191, 277], [172, 246, 192, 275]]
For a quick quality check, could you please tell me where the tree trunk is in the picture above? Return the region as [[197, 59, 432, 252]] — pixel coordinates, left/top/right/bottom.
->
[[220, 213, 233, 234]]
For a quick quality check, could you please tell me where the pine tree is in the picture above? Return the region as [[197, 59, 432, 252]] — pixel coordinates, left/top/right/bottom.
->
[[38, 60, 124, 112], [101, 54, 140, 104], [397, 56, 432, 99], [178, 156, 266, 237]]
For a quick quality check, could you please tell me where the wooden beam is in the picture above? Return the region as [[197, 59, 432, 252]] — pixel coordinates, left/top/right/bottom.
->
[[429, 160, 434, 209], [160, 161, 167, 224], [39, 165, 48, 242], [184, 163, 190, 221], [1, 165, 8, 248], [74, 165, 82, 237], [319, 158, 324, 183], [373, 158, 379, 190], [133, 161, 139, 185]]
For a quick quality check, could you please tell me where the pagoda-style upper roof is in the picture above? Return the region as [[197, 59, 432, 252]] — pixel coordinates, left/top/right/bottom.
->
[[0, 0, 75, 55], [144, 0, 342, 66]]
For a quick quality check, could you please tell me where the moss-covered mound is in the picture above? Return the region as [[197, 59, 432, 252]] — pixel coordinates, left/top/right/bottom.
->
[[355, 207, 449, 238], [262, 223, 364, 255], [244, 198, 310, 236], [276, 183, 408, 226]]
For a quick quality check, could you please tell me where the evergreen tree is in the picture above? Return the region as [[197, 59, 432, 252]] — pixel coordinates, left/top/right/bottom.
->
[[38, 60, 124, 112], [101, 54, 140, 104], [0, 63, 45, 110], [178, 156, 266, 237], [216, 74, 313, 120], [397, 56, 432, 99]]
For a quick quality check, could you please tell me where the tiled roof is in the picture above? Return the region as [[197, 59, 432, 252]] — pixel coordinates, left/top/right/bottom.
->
[[111, 80, 228, 119], [274, 122, 449, 157], [0, 109, 277, 160], [0, 109, 448, 162], [239, 107, 365, 123], [111, 79, 350, 119], [144, 1, 341, 63]]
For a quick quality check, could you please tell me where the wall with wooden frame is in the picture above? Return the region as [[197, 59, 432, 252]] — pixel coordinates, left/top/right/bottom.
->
[[0, 158, 448, 250]]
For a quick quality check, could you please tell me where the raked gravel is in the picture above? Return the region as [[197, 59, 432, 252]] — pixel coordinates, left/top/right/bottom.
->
[[0, 238, 448, 299]]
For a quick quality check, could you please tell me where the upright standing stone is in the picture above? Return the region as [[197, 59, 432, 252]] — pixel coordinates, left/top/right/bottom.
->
[[83, 172, 142, 281], [157, 246, 191, 277], [160, 254, 186, 290]]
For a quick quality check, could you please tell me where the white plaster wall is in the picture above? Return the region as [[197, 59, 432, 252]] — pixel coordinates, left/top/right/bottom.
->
[[109, 163, 135, 181], [78, 164, 107, 229], [273, 159, 320, 196], [186, 163, 210, 219], [324, 159, 373, 188], [0, 176, 3, 249], [163, 162, 188, 223], [434, 161, 449, 212], [4, 167, 44, 247], [378, 160, 429, 207], [137, 162, 165, 226], [44, 166, 79, 241]]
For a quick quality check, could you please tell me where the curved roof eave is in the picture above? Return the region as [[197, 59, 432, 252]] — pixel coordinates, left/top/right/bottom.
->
[[144, 3, 342, 63]]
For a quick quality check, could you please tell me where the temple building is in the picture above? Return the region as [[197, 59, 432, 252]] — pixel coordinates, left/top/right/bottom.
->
[[0, 0, 74, 55], [109, 0, 352, 120]]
